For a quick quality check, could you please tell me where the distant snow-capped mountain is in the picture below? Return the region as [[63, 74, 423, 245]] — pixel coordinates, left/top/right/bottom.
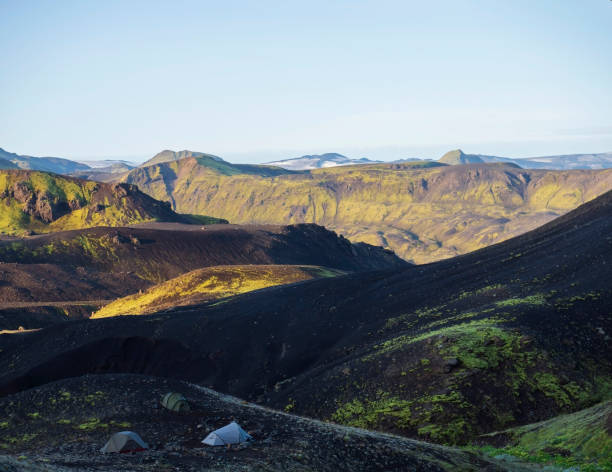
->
[[266, 153, 381, 170], [77, 159, 138, 169], [436, 149, 612, 170], [495, 152, 612, 170]]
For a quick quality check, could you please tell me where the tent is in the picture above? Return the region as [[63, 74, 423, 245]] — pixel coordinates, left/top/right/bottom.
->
[[100, 431, 149, 453], [202, 421, 251, 446], [161, 392, 190, 412]]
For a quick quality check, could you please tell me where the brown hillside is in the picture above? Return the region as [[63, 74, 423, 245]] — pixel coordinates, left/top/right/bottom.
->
[[121, 158, 612, 263], [0, 223, 404, 329]]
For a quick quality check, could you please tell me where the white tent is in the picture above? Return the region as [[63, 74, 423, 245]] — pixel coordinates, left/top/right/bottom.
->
[[202, 421, 251, 446], [101, 431, 149, 453]]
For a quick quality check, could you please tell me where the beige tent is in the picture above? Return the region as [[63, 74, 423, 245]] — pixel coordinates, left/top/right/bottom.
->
[[161, 392, 190, 412], [101, 431, 148, 453]]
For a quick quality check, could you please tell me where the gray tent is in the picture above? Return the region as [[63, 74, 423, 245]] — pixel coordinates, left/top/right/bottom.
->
[[202, 421, 251, 446], [161, 392, 190, 412], [101, 431, 148, 453]]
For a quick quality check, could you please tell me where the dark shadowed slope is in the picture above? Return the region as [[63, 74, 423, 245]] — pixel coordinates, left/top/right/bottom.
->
[[0, 223, 404, 284], [0, 224, 405, 329], [1, 190, 610, 445]]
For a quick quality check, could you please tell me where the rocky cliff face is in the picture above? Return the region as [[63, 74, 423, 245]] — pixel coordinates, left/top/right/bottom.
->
[[0, 171, 186, 234], [5, 181, 79, 223]]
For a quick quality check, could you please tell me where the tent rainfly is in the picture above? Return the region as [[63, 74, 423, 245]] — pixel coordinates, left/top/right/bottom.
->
[[100, 431, 149, 453], [202, 421, 251, 446], [161, 392, 190, 412]]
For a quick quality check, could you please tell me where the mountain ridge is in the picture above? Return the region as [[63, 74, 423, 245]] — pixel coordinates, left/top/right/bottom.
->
[[0, 147, 90, 174], [438, 149, 484, 165], [4, 146, 612, 174], [120, 157, 612, 263], [436, 148, 612, 170], [139, 149, 225, 168]]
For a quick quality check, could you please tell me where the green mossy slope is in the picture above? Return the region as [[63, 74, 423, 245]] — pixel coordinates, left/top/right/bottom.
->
[[93, 265, 345, 318], [122, 158, 612, 263], [475, 400, 612, 471], [0, 170, 206, 235]]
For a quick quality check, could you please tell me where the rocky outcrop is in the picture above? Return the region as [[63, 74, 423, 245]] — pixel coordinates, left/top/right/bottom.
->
[[8, 181, 70, 223], [0, 170, 196, 234]]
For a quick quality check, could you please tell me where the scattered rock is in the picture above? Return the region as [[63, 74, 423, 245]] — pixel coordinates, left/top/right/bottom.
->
[[444, 358, 460, 373], [485, 336, 505, 346], [68, 199, 82, 211]]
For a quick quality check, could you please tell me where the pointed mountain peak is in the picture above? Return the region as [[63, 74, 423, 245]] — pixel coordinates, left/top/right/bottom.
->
[[140, 149, 224, 168], [439, 149, 483, 165]]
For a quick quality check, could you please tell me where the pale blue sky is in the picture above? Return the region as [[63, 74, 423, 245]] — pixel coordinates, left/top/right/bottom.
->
[[1, 0, 611, 163]]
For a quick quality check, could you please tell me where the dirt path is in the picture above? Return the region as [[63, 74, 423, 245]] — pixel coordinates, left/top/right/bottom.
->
[[0, 300, 112, 309], [0, 327, 41, 335]]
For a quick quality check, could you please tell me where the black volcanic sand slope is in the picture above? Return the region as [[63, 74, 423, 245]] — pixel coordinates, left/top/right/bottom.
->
[[0, 305, 96, 331], [0, 192, 610, 449], [0, 224, 404, 329], [0, 260, 142, 308], [0, 374, 528, 472]]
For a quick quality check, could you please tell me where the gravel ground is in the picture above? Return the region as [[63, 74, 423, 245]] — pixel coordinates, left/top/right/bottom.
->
[[0, 374, 535, 472]]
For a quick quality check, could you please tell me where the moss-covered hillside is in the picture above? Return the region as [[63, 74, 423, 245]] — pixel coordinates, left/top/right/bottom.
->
[[92, 265, 345, 318], [0, 170, 200, 235], [122, 157, 612, 263], [476, 400, 612, 471]]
